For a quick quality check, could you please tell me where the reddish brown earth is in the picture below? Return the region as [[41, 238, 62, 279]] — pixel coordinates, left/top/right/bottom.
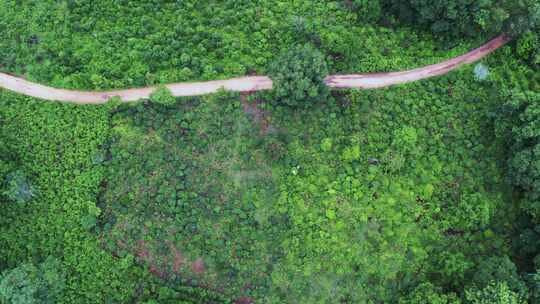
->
[[235, 296, 255, 304], [0, 35, 510, 104], [190, 258, 205, 275], [240, 93, 276, 135]]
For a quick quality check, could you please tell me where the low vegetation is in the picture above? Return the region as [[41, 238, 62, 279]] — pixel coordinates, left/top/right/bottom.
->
[[1, 0, 540, 303]]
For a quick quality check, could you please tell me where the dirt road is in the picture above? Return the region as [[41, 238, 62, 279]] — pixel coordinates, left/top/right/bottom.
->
[[325, 34, 511, 88], [0, 35, 510, 104]]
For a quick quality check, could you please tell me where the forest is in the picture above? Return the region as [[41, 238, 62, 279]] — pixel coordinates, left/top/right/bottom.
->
[[1, 0, 540, 303]]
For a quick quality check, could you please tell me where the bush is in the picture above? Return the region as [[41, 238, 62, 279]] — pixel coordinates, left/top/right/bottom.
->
[[0, 160, 11, 187], [290, 16, 321, 46], [149, 86, 176, 106], [465, 281, 526, 304], [471, 256, 528, 298], [399, 283, 461, 304], [2, 170, 35, 203], [267, 44, 329, 107], [351, 0, 382, 23], [0, 92, 137, 302], [517, 31, 540, 67], [0, 257, 65, 304]]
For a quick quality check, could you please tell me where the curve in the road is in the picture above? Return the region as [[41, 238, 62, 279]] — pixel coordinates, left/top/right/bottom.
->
[[0, 34, 511, 104]]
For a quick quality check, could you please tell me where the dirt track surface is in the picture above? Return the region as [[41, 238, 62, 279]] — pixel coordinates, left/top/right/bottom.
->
[[325, 34, 511, 89], [0, 35, 510, 104]]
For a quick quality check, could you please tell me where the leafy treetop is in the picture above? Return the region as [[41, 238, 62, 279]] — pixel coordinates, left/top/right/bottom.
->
[[267, 44, 329, 107]]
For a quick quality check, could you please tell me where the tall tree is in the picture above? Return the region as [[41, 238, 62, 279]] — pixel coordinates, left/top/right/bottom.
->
[[0, 257, 65, 304], [384, 0, 540, 38]]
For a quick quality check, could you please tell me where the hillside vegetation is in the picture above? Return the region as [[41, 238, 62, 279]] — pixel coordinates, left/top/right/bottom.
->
[[1, 1, 540, 303]]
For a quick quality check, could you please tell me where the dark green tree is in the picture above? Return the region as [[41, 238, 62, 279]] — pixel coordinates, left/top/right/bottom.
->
[[350, 0, 382, 23], [290, 16, 321, 46], [267, 44, 329, 107], [384, 0, 540, 38], [503, 91, 540, 214], [517, 31, 540, 68], [471, 256, 528, 298], [0, 160, 9, 187]]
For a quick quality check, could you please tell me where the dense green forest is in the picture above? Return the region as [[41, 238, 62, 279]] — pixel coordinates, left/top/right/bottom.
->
[[1, 0, 540, 303]]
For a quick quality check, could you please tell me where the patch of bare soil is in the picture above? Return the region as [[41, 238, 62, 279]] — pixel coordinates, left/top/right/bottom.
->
[[190, 258, 205, 274], [110, 231, 206, 280], [240, 93, 278, 135], [235, 296, 254, 304]]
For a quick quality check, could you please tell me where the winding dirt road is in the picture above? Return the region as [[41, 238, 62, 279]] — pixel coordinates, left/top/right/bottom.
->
[[0, 35, 510, 104]]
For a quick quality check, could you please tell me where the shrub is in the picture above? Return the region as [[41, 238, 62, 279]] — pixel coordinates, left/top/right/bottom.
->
[[399, 283, 460, 304], [465, 281, 526, 304], [290, 16, 321, 46], [517, 31, 540, 67], [528, 270, 540, 303], [0, 160, 10, 185], [149, 86, 176, 106], [267, 44, 329, 107], [2, 170, 35, 203], [0, 257, 65, 304], [351, 0, 382, 23]]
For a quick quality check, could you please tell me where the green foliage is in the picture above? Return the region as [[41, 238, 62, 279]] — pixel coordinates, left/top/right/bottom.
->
[[399, 283, 461, 304], [386, 0, 540, 38], [0, 92, 140, 303], [290, 16, 322, 46], [465, 281, 526, 304], [100, 93, 280, 300], [471, 256, 528, 298], [0, 159, 13, 203], [350, 0, 382, 23], [268, 44, 329, 107], [88, 63, 516, 302], [0, 257, 65, 304], [517, 31, 540, 68], [503, 91, 540, 210], [149, 86, 176, 106], [0, 0, 480, 90], [507, 1, 540, 36], [1, 1, 538, 303], [0, 264, 37, 304], [256, 71, 508, 302], [0, 161, 8, 180], [136, 279, 231, 304], [2, 170, 36, 203], [528, 270, 540, 303]]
